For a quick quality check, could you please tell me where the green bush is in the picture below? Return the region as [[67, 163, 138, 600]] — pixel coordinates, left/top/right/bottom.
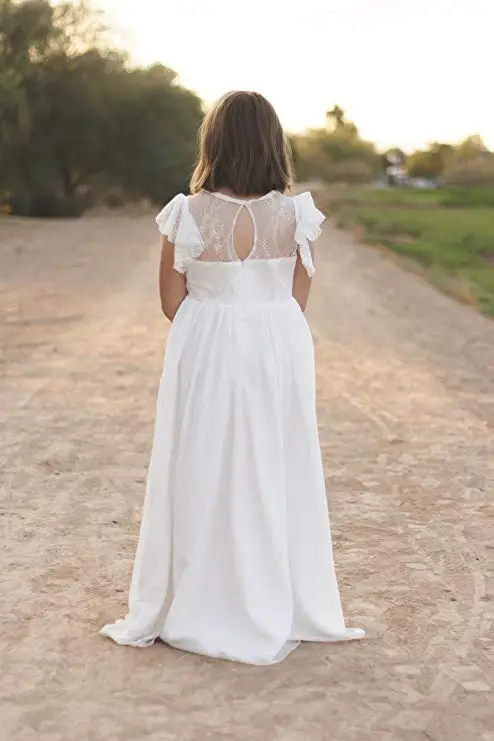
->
[[10, 192, 88, 218], [0, 0, 202, 218]]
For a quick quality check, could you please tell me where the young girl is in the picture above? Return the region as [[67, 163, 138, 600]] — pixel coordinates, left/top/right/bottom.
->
[[101, 91, 364, 665]]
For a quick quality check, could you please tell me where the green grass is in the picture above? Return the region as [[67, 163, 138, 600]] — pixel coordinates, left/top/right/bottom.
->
[[324, 187, 494, 317]]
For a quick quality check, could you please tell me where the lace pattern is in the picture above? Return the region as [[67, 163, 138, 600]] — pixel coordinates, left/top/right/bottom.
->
[[157, 190, 324, 275]]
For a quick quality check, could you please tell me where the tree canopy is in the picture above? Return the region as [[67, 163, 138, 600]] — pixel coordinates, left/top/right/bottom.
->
[[0, 0, 203, 216], [2, 2, 493, 215], [291, 107, 379, 184], [292, 106, 493, 187]]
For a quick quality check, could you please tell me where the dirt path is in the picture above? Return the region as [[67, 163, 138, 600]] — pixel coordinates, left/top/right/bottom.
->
[[1, 212, 493, 741]]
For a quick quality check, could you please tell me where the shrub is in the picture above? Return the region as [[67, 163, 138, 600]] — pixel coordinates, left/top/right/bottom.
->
[[10, 192, 87, 218], [442, 159, 494, 187], [328, 160, 374, 185]]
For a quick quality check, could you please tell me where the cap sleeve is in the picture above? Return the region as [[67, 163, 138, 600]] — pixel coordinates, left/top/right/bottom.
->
[[293, 192, 326, 278], [156, 194, 204, 274]]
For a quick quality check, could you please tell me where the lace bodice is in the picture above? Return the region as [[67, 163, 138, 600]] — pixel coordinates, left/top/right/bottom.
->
[[157, 190, 325, 278]]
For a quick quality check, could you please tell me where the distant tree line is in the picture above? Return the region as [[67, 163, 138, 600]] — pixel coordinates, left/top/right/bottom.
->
[[0, 0, 203, 216], [406, 136, 494, 186], [292, 107, 494, 188], [2, 1, 493, 219]]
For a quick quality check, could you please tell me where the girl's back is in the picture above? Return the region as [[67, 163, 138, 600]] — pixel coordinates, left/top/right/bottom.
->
[[188, 189, 298, 264], [155, 189, 320, 307], [100, 91, 364, 664]]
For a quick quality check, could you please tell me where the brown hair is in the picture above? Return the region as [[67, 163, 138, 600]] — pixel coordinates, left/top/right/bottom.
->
[[190, 91, 293, 196]]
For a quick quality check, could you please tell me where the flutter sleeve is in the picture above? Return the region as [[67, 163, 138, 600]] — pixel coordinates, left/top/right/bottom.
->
[[156, 194, 204, 274], [292, 192, 326, 278]]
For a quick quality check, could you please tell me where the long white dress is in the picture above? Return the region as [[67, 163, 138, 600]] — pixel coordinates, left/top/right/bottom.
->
[[101, 190, 364, 664]]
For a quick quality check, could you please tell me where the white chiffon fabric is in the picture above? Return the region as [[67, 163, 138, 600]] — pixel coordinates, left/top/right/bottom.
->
[[101, 190, 364, 664]]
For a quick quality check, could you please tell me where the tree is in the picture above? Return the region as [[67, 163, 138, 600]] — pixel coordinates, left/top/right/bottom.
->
[[104, 64, 202, 204], [408, 143, 454, 179], [326, 105, 359, 139], [292, 112, 379, 184], [455, 135, 489, 163], [0, 0, 203, 215], [326, 105, 345, 131]]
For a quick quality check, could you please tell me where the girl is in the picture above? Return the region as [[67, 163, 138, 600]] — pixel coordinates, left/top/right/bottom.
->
[[101, 91, 364, 664]]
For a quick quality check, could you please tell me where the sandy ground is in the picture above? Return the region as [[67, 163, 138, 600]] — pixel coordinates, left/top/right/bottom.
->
[[1, 208, 493, 741]]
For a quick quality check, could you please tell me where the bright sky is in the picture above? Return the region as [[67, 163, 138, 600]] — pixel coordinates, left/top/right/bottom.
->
[[98, 0, 494, 152]]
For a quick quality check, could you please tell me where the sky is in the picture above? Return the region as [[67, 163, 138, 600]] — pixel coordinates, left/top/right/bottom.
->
[[98, 0, 494, 152]]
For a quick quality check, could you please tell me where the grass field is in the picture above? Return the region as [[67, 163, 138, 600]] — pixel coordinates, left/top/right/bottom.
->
[[323, 187, 494, 317]]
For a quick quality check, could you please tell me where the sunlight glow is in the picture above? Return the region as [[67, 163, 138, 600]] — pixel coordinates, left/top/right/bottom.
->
[[97, 0, 494, 151]]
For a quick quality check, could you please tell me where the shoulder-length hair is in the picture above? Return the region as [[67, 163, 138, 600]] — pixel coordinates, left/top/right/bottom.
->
[[190, 91, 293, 196]]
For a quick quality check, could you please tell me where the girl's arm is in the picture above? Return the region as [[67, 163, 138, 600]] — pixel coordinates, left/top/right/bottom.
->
[[292, 250, 313, 312], [159, 237, 188, 321]]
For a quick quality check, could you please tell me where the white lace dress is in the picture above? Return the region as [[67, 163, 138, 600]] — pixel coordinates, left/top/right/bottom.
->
[[101, 190, 364, 664]]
